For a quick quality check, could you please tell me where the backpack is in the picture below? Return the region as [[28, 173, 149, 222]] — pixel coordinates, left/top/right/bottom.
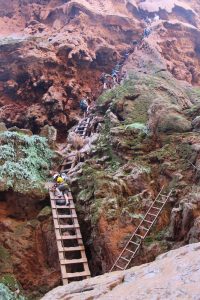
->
[[80, 99, 87, 110]]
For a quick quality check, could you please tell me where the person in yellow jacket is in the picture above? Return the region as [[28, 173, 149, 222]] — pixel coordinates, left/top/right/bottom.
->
[[53, 173, 69, 205]]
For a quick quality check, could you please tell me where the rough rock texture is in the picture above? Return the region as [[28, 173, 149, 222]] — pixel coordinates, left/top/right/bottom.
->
[[1, 0, 200, 298], [68, 33, 200, 275], [42, 242, 200, 300], [0, 131, 60, 298], [1, 0, 200, 134], [0, 207, 60, 298], [0, 0, 141, 135]]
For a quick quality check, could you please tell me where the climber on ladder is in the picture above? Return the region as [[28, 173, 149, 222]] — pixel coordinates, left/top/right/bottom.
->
[[111, 69, 119, 86], [52, 173, 70, 205], [144, 16, 151, 25], [80, 97, 89, 118], [143, 27, 151, 38]]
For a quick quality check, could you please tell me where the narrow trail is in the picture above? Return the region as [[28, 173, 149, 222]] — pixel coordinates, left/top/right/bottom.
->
[[47, 17, 171, 284]]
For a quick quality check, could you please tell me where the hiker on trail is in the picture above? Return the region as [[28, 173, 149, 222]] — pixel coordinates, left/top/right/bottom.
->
[[111, 69, 118, 85], [53, 173, 70, 206], [115, 63, 121, 71], [124, 51, 130, 59], [154, 14, 160, 22], [143, 27, 151, 38], [80, 98, 89, 118], [145, 17, 151, 25], [100, 73, 112, 90]]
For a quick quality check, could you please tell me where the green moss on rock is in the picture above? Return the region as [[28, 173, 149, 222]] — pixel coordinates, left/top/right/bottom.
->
[[158, 113, 191, 133], [0, 131, 54, 196]]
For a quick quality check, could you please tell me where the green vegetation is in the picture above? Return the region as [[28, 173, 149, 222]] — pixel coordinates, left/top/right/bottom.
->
[[124, 122, 148, 134], [144, 228, 168, 246], [0, 131, 54, 195], [0, 275, 25, 300]]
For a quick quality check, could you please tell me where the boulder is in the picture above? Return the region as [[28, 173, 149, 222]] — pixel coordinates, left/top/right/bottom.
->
[[40, 125, 57, 148], [192, 116, 200, 131], [158, 112, 192, 133], [41, 243, 200, 300]]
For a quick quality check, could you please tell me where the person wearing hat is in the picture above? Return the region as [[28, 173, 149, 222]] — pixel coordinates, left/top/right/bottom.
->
[[53, 173, 70, 205]]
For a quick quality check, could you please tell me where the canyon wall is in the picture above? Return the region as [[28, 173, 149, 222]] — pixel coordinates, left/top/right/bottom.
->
[[1, 0, 200, 298]]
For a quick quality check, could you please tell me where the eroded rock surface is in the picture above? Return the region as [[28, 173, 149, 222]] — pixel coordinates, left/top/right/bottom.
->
[[1, 0, 200, 298], [42, 242, 200, 300]]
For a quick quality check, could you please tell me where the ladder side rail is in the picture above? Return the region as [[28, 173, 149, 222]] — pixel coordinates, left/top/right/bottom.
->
[[122, 244, 142, 270], [49, 184, 67, 283], [65, 192, 91, 278]]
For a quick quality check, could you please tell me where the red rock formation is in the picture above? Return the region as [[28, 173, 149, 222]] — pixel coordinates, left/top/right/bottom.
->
[[1, 0, 200, 297]]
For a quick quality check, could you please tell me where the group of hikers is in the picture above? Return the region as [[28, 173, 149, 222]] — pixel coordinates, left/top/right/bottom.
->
[[51, 13, 161, 200], [143, 14, 160, 38], [98, 13, 160, 91], [99, 51, 130, 90]]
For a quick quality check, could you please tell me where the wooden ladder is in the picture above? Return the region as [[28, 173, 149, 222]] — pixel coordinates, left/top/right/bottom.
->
[[110, 187, 172, 272], [60, 158, 74, 173], [49, 184, 91, 284], [75, 117, 91, 138]]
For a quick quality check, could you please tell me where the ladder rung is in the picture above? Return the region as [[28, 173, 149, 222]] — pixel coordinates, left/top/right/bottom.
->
[[59, 246, 85, 252], [53, 204, 75, 209], [62, 161, 72, 166], [155, 200, 165, 204], [55, 214, 77, 219], [129, 241, 140, 246], [63, 271, 90, 279], [151, 206, 160, 210], [60, 258, 87, 265], [147, 213, 157, 217], [120, 256, 129, 262], [159, 194, 168, 197], [143, 219, 153, 224], [115, 264, 124, 270], [134, 234, 144, 239], [55, 224, 79, 229], [57, 235, 82, 240], [140, 226, 149, 231], [126, 249, 135, 254]]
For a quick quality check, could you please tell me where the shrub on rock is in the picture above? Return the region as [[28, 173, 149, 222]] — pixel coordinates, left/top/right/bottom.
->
[[0, 131, 54, 196]]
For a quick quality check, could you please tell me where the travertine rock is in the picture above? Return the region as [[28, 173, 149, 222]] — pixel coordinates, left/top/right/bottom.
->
[[42, 242, 200, 300]]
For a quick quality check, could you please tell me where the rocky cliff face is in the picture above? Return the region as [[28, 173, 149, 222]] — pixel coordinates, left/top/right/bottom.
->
[[0, 0, 141, 138], [1, 0, 200, 298], [1, 0, 200, 135]]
